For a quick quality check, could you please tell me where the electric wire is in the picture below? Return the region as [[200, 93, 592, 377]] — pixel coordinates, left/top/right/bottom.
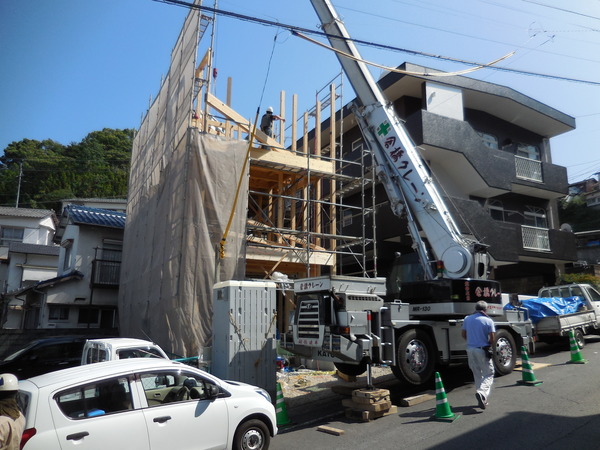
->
[[151, 0, 600, 86]]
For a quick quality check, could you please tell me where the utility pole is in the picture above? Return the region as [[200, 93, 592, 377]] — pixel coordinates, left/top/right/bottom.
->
[[15, 161, 23, 208]]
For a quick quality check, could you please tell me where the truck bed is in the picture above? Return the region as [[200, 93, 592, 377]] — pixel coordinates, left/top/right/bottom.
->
[[534, 310, 597, 336]]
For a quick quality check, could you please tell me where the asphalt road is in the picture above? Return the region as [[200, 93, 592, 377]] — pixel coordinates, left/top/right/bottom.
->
[[272, 336, 600, 450]]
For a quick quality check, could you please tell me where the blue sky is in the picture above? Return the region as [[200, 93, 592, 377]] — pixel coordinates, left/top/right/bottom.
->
[[1, 0, 599, 183]]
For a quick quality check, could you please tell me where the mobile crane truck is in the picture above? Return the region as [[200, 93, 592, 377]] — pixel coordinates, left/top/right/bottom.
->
[[281, 0, 533, 386]]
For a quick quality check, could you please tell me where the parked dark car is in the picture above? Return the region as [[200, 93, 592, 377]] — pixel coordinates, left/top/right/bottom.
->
[[0, 336, 99, 380]]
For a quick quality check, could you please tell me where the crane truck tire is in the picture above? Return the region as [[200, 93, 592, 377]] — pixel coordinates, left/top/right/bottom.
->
[[334, 361, 367, 377], [391, 329, 435, 385], [493, 329, 516, 376]]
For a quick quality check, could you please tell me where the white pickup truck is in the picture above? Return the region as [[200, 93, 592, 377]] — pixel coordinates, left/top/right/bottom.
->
[[513, 284, 600, 348], [81, 338, 169, 365]]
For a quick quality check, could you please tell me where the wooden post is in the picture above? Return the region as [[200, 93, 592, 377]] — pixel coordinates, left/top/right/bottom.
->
[[279, 91, 286, 148], [225, 77, 232, 138], [291, 94, 298, 153]]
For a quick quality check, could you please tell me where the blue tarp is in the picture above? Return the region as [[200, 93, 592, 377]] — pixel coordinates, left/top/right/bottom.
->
[[504, 296, 586, 324]]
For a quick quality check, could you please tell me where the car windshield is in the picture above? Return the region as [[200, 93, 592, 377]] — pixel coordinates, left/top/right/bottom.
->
[[3, 342, 39, 361]]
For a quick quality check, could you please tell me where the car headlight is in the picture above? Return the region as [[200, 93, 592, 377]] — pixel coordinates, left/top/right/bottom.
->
[[255, 388, 271, 403]]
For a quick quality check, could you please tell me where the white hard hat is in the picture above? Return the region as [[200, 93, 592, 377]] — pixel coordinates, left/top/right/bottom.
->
[[266, 106, 274, 113], [0, 373, 18, 392]]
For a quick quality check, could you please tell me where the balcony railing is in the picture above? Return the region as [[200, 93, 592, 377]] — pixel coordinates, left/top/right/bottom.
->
[[515, 156, 543, 182], [92, 260, 121, 287], [521, 225, 550, 251]]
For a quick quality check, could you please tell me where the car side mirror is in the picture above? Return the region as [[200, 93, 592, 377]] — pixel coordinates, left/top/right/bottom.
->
[[206, 384, 220, 399]]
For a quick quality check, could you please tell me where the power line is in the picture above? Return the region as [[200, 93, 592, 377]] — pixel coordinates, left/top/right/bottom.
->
[[152, 0, 600, 86]]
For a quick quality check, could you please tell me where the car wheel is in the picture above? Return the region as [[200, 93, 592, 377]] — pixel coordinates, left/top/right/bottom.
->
[[233, 419, 270, 450], [493, 329, 516, 376]]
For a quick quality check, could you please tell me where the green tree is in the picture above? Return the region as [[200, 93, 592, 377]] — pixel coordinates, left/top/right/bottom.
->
[[559, 195, 600, 232], [0, 129, 133, 213]]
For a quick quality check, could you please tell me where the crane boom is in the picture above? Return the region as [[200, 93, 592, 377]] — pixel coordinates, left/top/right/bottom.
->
[[310, 0, 487, 279]]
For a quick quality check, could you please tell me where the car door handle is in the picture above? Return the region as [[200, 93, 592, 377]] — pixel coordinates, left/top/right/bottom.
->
[[66, 431, 89, 441], [153, 416, 172, 423]]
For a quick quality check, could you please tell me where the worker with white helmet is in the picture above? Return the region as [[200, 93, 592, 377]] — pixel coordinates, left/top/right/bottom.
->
[[0, 373, 25, 450], [260, 106, 284, 142]]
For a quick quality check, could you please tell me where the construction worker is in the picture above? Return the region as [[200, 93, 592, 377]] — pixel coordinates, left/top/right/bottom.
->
[[0, 373, 25, 450], [461, 301, 496, 410], [260, 106, 284, 139]]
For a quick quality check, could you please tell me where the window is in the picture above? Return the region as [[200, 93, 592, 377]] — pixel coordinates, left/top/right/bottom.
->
[[524, 206, 547, 228], [62, 240, 73, 272], [351, 138, 363, 154], [78, 308, 99, 326], [55, 377, 132, 419], [0, 227, 24, 245], [517, 144, 540, 161], [476, 132, 498, 150], [139, 370, 220, 406], [486, 199, 504, 221], [342, 209, 353, 227], [101, 239, 123, 261], [48, 306, 69, 321]]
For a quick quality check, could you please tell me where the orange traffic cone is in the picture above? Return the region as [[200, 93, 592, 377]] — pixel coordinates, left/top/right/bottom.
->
[[517, 345, 542, 386], [275, 382, 292, 426], [430, 372, 460, 422], [566, 330, 588, 364]]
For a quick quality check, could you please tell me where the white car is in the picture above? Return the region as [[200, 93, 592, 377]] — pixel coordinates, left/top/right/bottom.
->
[[81, 338, 170, 365], [17, 358, 277, 449]]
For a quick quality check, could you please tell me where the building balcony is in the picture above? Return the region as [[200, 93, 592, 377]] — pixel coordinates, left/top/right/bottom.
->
[[445, 197, 577, 264], [404, 110, 569, 199]]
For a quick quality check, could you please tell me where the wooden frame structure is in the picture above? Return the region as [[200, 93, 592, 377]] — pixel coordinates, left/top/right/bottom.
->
[[192, 50, 369, 280]]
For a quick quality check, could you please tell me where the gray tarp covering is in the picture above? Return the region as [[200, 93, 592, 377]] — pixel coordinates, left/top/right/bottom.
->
[[119, 2, 248, 357], [119, 131, 248, 357]]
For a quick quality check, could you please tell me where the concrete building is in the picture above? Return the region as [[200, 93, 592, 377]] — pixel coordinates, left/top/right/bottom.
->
[[324, 63, 577, 295]]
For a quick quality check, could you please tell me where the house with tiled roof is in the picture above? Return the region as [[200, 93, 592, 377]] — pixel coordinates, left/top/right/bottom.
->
[[0, 207, 59, 328], [2, 205, 124, 330]]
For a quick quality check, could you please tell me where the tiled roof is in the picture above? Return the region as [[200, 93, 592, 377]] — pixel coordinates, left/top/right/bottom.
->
[[8, 242, 60, 256], [0, 207, 55, 219], [66, 205, 126, 229], [62, 198, 127, 203]]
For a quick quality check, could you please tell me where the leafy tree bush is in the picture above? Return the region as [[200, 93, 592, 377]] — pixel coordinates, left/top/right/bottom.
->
[[0, 128, 133, 213], [560, 273, 600, 290]]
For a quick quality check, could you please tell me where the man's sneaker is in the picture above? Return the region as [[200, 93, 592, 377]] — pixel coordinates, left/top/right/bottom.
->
[[476, 392, 486, 409]]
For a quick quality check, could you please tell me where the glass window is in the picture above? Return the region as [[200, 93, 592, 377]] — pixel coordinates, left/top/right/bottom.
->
[[0, 227, 24, 245], [585, 287, 600, 302], [524, 206, 547, 228], [487, 199, 504, 221], [62, 240, 73, 272], [139, 371, 220, 406], [516, 144, 540, 161], [55, 377, 132, 419], [48, 306, 69, 321], [78, 308, 99, 325], [477, 132, 498, 150]]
